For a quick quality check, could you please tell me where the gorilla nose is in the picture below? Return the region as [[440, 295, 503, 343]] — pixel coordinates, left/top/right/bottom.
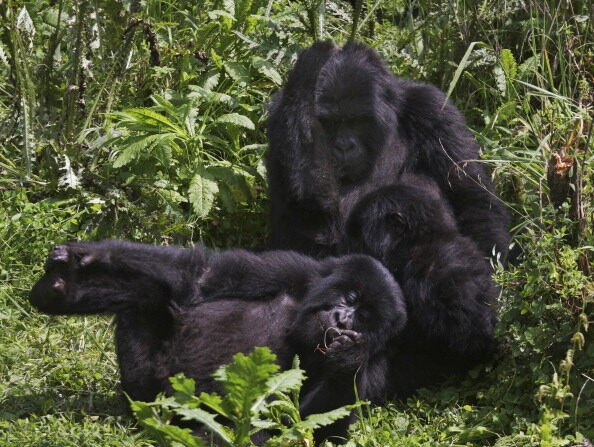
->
[[334, 309, 353, 330]]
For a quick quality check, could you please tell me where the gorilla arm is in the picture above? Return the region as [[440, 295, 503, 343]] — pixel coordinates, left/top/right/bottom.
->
[[397, 81, 511, 259]]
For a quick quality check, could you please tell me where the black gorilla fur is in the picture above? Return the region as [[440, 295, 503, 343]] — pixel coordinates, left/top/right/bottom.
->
[[346, 175, 499, 396], [266, 41, 510, 260], [29, 240, 407, 440]]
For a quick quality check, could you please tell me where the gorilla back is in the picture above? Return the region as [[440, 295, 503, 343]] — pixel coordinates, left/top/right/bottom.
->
[[29, 240, 407, 440]]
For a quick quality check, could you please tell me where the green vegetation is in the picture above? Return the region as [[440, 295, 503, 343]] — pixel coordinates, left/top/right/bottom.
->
[[1, 0, 592, 446], [132, 348, 360, 447]]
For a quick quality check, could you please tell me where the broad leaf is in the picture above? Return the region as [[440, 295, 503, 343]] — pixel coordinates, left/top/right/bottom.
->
[[216, 113, 254, 130], [188, 168, 219, 217]]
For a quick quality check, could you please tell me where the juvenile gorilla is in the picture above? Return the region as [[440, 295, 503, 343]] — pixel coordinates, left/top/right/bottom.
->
[[346, 175, 498, 396], [29, 240, 407, 440], [266, 41, 510, 260]]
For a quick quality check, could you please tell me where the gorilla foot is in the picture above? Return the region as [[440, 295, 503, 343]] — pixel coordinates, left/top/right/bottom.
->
[[45, 243, 106, 273]]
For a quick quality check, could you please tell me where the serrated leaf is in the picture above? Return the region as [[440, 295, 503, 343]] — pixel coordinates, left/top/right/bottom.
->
[[500, 49, 517, 79], [170, 374, 196, 397], [175, 407, 234, 445], [210, 48, 223, 69], [493, 101, 517, 124], [123, 108, 186, 136], [188, 169, 219, 218], [251, 419, 279, 429], [16, 7, 35, 37], [208, 9, 236, 21], [251, 369, 305, 415], [297, 406, 354, 430], [216, 113, 254, 130], [493, 65, 506, 96], [206, 165, 253, 202], [218, 182, 236, 212], [59, 155, 81, 189], [203, 70, 220, 91], [112, 134, 172, 168], [198, 392, 229, 418], [216, 348, 279, 417], [223, 61, 250, 86], [151, 424, 206, 447], [0, 43, 8, 66], [251, 57, 282, 85]]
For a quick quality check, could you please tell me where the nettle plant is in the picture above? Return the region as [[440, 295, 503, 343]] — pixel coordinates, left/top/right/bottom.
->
[[131, 347, 361, 447], [88, 0, 307, 223]]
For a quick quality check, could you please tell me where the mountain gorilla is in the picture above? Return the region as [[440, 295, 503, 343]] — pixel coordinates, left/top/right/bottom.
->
[[346, 175, 499, 395], [266, 41, 508, 396], [29, 240, 407, 441], [266, 41, 510, 260]]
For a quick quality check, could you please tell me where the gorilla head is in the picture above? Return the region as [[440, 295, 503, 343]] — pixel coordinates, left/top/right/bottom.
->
[[289, 254, 407, 360], [312, 42, 399, 184], [346, 177, 459, 265]]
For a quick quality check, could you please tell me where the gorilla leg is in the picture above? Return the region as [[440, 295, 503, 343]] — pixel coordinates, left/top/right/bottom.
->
[[29, 241, 206, 314]]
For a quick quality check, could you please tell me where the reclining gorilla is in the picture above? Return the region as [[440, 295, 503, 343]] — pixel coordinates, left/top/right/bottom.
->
[[346, 175, 499, 396], [266, 41, 510, 260], [29, 240, 407, 441]]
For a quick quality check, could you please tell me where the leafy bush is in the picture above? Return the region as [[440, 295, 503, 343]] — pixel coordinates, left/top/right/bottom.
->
[[132, 347, 360, 447]]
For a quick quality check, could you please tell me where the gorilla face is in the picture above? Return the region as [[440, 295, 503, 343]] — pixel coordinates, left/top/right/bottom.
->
[[289, 254, 407, 357], [313, 51, 392, 184]]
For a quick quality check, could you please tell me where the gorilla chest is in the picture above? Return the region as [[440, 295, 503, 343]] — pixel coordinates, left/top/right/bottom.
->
[[115, 295, 298, 395]]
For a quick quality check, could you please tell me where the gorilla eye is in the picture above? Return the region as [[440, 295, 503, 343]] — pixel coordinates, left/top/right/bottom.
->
[[386, 212, 404, 227], [345, 290, 359, 305]]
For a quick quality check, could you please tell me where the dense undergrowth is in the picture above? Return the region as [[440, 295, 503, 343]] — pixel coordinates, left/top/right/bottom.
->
[[1, 0, 592, 445]]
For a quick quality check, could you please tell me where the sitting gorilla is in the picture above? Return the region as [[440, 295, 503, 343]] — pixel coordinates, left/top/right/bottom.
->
[[346, 175, 499, 396], [29, 240, 407, 441], [266, 41, 510, 260]]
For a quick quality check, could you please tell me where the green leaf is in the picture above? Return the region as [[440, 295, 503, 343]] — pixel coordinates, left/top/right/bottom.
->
[[188, 168, 219, 218], [175, 407, 234, 446], [251, 56, 282, 85], [223, 61, 250, 86], [443, 41, 481, 108], [297, 405, 357, 430], [150, 424, 206, 447], [207, 165, 253, 202], [251, 369, 305, 415], [216, 113, 255, 130], [493, 101, 517, 124], [112, 134, 172, 168], [493, 65, 506, 96], [198, 392, 229, 418], [203, 70, 220, 91], [218, 182, 236, 212], [170, 373, 196, 397], [215, 348, 280, 417], [500, 49, 518, 79]]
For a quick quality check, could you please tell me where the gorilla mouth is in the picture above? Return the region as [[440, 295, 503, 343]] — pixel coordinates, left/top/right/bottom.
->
[[314, 326, 343, 355], [323, 326, 343, 346]]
